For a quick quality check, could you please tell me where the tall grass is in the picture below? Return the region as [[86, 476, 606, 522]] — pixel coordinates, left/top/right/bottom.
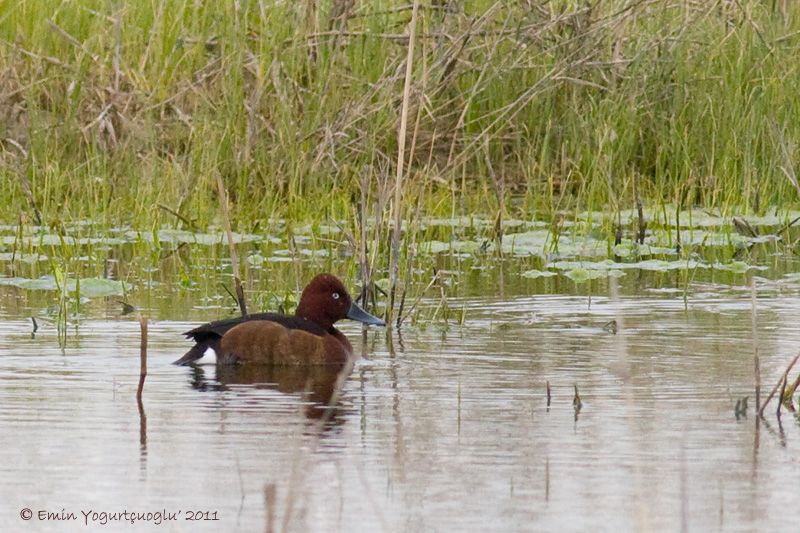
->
[[1, 0, 799, 232]]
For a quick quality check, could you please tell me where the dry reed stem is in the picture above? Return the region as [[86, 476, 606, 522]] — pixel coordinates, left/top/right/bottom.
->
[[395, 186, 424, 328], [759, 351, 800, 417], [357, 168, 372, 309], [216, 175, 248, 317], [387, 0, 420, 328], [777, 374, 788, 419], [46, 18, 99, 64], [286, 227, 302, 300]]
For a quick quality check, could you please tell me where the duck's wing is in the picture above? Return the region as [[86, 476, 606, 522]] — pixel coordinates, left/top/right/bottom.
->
[[174, 313, 324, 365]]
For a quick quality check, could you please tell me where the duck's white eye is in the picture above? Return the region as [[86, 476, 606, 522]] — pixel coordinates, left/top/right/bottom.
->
[[332, 292, 340, 300]]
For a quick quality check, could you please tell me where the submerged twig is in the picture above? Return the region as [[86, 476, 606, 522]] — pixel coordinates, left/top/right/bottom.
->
[[546, 380, 551, 408], [573, 384, 583, 412], [117, 300, 136, 316], [734, 396, 749, 420]]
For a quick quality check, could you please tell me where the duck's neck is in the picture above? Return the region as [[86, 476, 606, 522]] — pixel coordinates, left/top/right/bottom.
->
[[295, 302, 333, 330]]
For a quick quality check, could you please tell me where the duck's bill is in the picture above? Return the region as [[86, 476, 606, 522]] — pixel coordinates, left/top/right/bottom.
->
[[347, 302, 386, 326]]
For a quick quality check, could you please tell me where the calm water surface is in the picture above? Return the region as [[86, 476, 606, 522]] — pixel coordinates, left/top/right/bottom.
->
[[2, 288, 800, 532]]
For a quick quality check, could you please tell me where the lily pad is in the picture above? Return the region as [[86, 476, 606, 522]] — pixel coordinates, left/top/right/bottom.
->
[[73, 278, 127, 297], [612, 242, 678, 258], [549, 259, 620, 271], [0, 276, 125, 297], [711, 261, 766, 273], [500, 231, 608, 259], [614, 207, 800, 229], [247, 253, 266, 266], [0, 235, 128, 246], [0, 252, 48, 263], [627, 259, 705, 271], [649, 229, 750, 248], [125, 229, 261, 245], [521, 269, 557, 279], [420, 240, 484, 254], [564, 268, 623, 283]]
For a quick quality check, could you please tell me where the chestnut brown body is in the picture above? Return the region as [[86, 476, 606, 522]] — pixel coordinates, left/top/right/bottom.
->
[[217, 320, 352, 365]]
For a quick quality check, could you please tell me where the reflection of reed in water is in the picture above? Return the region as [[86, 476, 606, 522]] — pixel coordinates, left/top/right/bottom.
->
[[189, 363, 351, 425]]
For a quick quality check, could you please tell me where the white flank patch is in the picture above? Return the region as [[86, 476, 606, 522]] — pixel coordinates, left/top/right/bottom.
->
[[194, 346, 217, 366]]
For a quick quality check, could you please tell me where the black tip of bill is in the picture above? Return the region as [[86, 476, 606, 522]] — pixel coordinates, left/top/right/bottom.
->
[[346, 302, 386, 327]]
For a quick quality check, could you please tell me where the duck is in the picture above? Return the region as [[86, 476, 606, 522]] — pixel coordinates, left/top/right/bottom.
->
[[173, 273, 385, 366]]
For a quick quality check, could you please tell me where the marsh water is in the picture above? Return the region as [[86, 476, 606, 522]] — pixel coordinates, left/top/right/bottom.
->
[[2, 215, 800, 532]]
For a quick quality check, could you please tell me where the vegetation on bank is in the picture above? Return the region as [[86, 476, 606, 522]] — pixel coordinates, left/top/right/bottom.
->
[[1, 0, 799, 230]]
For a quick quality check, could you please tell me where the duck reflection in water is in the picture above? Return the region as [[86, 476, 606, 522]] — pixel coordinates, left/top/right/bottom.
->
[[188, 362, 352, 427]]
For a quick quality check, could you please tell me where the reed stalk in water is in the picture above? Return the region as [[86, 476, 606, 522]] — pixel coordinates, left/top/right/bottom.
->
[[387, 0, 420, 329], [216, 175, 247, 317], [136, 315, 148, 402]]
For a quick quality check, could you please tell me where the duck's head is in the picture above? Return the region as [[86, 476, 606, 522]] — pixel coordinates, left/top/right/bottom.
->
[[295, 274, 385, 330]]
